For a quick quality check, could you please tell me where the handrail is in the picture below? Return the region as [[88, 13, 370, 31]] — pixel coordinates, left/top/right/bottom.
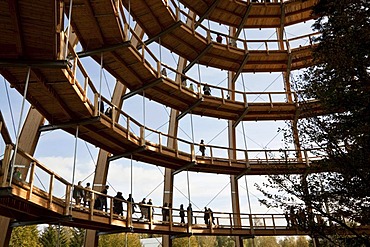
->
[[165, 0, 320, 51], [97, 94, 322, 162], [4, 171, 364, 232]]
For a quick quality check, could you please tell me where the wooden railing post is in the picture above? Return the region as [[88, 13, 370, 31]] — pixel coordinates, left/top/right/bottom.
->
[[249, 214, 255, 235], [191, 143, 195, 162], [65, 184, 71, 215], [169, 208, 173, 231], [272, 214, 276, 234], [90, 192, 95, 220], [83, 77, 88, 102], [48, 174, 55, 209], [210, 147, 213, 164], [127, 202, 133, 227], [94, 93, 99, 116], [140, 126, 145, 146], [304, 149, 310, 167], [229, 213, 233, 230], [187, 209, 192, 233], [1, 144, 13, 187], [127, 117, 131, 141], [27, 162, 36, 200], [264, 150, 269, 165], [110, 197, 114, 223]]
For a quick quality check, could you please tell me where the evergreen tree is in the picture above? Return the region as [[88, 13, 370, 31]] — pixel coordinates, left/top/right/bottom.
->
[[215, 236, 234, 247], [98, 233, 142, 247], [197, 235, 216, 247], [258, 0, 370, 245], [39, 225, 69, 247], [172, 236, 198, 247], [69, 228, 85, 247], [9, 225, 41, 247]]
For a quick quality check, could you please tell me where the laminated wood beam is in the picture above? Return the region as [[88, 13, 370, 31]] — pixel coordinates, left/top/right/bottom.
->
[[176, 98, 204, 121], [39, 117, 100, 132], [108, 146, 146, 162], [183, 44, 212, 74], [121, 78, 163, 100], [77, 42, 130, 58], [231, 53, 250, 84], [194, 0, 222, 29], [0, 111, 12, 145], [139, 22, 182, 49], [232, 106, 250, 128], [234, 5, 252, 39], [172, 161, 197, 176], [0, 59, 68, 68]]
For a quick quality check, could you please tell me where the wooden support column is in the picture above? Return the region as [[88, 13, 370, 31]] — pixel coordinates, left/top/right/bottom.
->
[[0, 218, 12, 247], [85, 81, 126, 246], [228, 26, 243, 247], [162, 55, 188, 247], [16, 108, 45, 176], [84, 21, 144, 247], [0, 107, 44, 247], [162, 10, 194, 247]]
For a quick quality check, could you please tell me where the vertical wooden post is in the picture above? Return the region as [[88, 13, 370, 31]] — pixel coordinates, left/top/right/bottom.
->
[[140, 126, 145, 146], [90, 192, 95, 220], [110, 197, 114, 223], [1, 145, 12, 187], [94, 93, 99, 116], [65, 184, 71, 215], [27, 162, 36, 200], [127, 117, 131, 141], [48, 174, 55, 209]]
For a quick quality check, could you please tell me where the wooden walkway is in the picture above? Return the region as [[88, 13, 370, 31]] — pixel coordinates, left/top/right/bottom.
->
[[0, 0, 328, 175], [0, 156, 367, 237], [178, 0, 319, 29], [118, 0, 317, 72]]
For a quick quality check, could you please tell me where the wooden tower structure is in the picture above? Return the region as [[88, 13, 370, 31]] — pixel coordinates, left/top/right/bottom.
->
[[1, 0, 365, 247]]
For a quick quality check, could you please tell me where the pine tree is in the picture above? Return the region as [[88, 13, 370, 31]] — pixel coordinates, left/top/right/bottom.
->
[[39, 225, 69, 247], [9, 225, 41, 247], [69, 228, 85, 247], [258, 0, 370, 245], [98, 233, 142, 247]]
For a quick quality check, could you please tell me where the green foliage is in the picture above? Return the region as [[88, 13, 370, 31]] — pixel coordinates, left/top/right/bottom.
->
[[69, 228, 85, 247], [244, 236, 279, 247], [197, 236, 217, 247], [172, 236, 198, 247], [39, 225, 69, 247], [98, 233, 142, 247], [215, 236, 235, 247], [279, 236, 309, 247], [9, 225, 41, 247], [257, 0, 370, 245]]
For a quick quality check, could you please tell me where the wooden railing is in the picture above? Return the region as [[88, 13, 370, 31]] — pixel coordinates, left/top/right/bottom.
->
[[166, 0, 320, 51], [0, 146, 363, 234]]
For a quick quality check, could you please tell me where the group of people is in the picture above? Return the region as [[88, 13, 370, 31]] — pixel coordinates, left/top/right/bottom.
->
[[72, 181, 92, 208], [72, 183, 216, 226], [284, 207, 307, 229], [204, 207, 215, 225]]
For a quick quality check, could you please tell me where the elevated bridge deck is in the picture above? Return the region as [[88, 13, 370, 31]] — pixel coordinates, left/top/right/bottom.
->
[[178, 0, 319, 29], [0, 156, 367, 237]]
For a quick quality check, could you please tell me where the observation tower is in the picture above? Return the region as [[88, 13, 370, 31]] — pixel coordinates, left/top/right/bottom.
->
[[1, 0, 364, 246]]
